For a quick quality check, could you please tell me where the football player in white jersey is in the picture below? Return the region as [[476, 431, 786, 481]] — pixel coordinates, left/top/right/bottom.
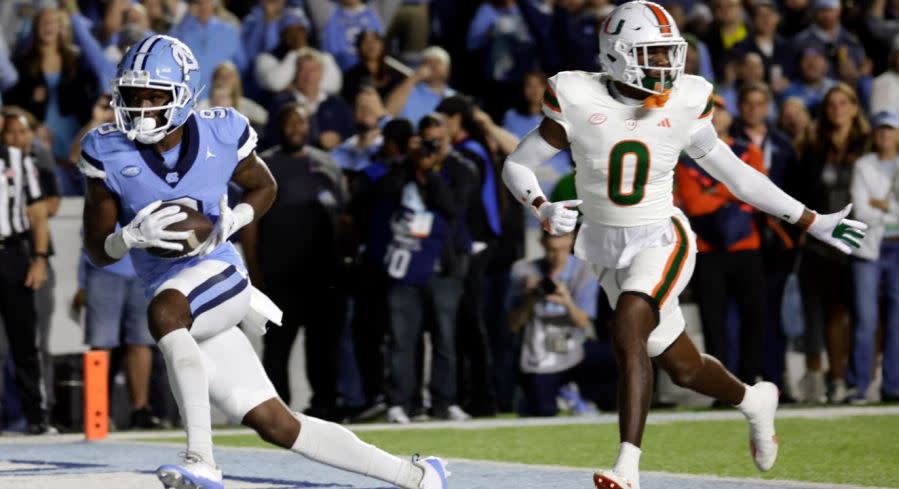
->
[[502, 2, 867, 488]]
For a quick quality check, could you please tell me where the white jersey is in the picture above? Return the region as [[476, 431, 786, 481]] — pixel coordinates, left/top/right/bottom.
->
[[543, 71, 714, 227]]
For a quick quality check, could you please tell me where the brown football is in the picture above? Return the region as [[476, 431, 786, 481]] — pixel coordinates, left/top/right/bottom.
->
[[146, 203, 214, 258]]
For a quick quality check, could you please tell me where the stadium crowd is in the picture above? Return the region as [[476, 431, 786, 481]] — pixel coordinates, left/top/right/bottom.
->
[[1, 0, 898, 432]]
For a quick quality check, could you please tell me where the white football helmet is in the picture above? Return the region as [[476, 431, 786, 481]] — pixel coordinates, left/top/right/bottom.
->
[[598, 1, 687, 95]]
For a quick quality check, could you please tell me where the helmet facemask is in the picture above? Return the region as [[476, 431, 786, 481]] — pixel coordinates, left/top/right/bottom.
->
[[112, 69, 194, 144], [615, 40, 687, 95]]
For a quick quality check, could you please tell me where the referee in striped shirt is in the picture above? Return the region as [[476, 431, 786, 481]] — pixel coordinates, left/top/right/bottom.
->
[[0, 113, 52, 434]]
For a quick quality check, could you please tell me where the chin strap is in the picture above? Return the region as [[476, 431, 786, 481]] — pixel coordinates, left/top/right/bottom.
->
[[643, 89, 671, 108]]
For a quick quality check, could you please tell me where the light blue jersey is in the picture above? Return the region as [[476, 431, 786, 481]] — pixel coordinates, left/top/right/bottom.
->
[[79, 107, 258, 294]]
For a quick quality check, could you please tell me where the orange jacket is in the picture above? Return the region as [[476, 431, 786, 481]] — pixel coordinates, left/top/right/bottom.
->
[[676, 137, 765, 253]]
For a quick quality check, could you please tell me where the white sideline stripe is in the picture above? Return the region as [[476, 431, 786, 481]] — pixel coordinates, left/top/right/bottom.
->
[[0, 405, 893, 445]]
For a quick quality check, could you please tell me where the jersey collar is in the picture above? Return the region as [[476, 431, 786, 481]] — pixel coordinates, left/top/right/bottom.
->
[[137, 113, 200, 188]]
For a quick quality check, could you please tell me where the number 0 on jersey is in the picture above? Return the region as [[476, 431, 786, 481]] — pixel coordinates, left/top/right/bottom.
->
[[608, 140, 650, 206]]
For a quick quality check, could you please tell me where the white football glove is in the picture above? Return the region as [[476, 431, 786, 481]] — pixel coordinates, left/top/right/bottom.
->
[[807, 204, 868, 254], [201, 194, 254, 256], [105, 200, 190, 259], [121, 201, 190, 250], [536, 199, 582, 236]]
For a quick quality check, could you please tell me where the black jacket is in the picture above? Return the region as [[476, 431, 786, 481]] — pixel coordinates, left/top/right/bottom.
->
[[4, 53, 96, 124]]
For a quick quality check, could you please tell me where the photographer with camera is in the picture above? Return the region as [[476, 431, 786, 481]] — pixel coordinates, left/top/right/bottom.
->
[[508, 231, 616, 417], [366, 113, 476, 423]]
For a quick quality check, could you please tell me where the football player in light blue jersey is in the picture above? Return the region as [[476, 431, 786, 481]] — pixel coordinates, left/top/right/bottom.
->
[[79, 34, 450, 489]]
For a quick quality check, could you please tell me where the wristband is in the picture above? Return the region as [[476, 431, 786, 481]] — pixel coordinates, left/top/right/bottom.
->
[[104, 231, 129, 260], [232, 203, 255, 231]]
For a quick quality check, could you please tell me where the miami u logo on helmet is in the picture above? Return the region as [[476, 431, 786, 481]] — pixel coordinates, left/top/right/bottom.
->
[[604, 17, 625, 35]]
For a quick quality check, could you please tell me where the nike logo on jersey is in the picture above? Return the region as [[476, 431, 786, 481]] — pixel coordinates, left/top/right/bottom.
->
[[657, 118, 671, 128], [206, 147, 216, 160]]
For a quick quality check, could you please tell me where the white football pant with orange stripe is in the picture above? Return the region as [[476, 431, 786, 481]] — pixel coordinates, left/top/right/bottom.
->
[[576, 208, 696, 357]]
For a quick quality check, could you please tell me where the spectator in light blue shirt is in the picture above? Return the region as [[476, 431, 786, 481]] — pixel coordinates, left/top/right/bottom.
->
[[241, 1, 312, 68], [332, 88, 386, 171], [781, 47, 836, 115], [386, 46, 455, 126], [169, 0, 247, 101], [501, 72, 571, 199], [317, 0, 384, 71], [792, 0, 867, 82]]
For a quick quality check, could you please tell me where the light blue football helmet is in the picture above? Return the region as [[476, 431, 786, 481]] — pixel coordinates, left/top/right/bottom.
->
[[112, 34, 203, 144]]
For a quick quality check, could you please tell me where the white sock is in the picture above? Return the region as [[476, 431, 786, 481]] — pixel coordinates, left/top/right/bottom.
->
[[736, 383, 756, 414], [291, 413, 424, 489], [158, 328, 214, 465], [612, 442, 642, 484]]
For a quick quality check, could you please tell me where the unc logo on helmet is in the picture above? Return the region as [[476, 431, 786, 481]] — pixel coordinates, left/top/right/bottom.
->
[[598, 1, 687, 95], [111, 35, 203, 145], [170, 41, 199, 80]]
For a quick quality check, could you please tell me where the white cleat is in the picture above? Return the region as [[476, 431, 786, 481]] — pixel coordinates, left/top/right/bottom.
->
[[414, 455, 451, 489], [156, 452, 223, 489], [743, 381, 779, 472], [593, 469, 637, 489]]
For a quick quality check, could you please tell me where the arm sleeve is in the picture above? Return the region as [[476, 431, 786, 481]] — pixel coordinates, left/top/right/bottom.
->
[[502, 127, 561, 206], [686, 123, 806, 223]]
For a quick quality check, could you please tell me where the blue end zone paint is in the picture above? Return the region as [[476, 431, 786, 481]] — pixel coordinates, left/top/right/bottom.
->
[[137, 470, 376, 488], [0, 441, 859, 489]]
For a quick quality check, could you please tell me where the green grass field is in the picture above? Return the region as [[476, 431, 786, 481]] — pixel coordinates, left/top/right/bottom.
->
[[144, 415, 899, 488]]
